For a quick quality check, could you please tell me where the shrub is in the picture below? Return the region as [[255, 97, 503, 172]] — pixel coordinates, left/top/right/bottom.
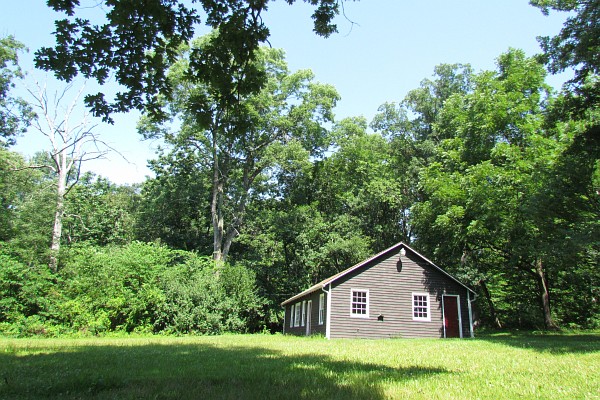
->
[[59, 241, 178, 333], [155, 256, 265, 334], [0, 252, 58, 328], [1, 242, 267, 336]]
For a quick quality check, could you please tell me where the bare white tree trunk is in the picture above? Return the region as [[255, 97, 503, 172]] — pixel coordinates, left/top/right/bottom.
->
[[49, 153, 68, 271]]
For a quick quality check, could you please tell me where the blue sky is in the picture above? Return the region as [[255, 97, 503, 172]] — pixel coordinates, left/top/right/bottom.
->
[[2, 1, 570, 184]]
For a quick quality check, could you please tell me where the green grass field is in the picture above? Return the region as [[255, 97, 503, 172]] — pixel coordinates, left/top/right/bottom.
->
[[1, 332, 598, 399]]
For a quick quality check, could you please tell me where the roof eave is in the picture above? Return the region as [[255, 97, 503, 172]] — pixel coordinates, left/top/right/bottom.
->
[[280, 283, 325, 306], [405, 244, 476, 295]]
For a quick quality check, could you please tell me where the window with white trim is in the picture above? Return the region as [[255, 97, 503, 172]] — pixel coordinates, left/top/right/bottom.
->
[[301, 301, 306, 327], [294, 302, 301, 327], [351, 289, 369, 318], [412, 293, 431, 321], [318, 293, 325, 325], [289, 304, 294, 328]]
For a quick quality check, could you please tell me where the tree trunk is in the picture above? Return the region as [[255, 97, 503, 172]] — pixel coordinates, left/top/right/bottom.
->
[[222, 208, 243, 262], [222, 226, 238, 262], [534, 258, 559, 330], [211, 131, 224, 262], [479, 279, 502, 329], [213, 144, 257, 263], [49, 189, 65, 272], [49, 154, 68, 273], [221, 171, 252, 261]]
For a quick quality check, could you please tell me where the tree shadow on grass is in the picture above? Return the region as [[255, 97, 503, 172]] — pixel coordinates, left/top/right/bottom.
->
[[477, 332, 600, 354], [0, 341, 449, 399]]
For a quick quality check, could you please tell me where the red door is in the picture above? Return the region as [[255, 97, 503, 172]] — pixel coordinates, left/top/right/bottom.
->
[[443, 296, 460, 338]]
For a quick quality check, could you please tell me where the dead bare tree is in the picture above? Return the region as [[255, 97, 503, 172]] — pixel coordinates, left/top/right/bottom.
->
[[27, 81, 118, 272]]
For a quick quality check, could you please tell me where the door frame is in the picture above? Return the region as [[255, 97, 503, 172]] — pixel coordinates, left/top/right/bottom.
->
[[442, 294, 462, 338]]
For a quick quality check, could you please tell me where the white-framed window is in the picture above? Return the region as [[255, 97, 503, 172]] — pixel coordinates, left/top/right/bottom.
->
[[412, 293, 431, 321], [289, 304, 294, 328], [301, 301, 306, 327], [318, 293, 325, 325], [294, 302, 301, 327], [350, 289, 369, 318]]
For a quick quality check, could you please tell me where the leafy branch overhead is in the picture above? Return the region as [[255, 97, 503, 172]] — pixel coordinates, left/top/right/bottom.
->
[[35, 0, 342, 123], [530, 0, 600, 116]]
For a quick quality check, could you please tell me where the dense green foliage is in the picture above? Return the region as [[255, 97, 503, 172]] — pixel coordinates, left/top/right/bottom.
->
[[1, 3, 599, 336], [0, 242, 262, 336]]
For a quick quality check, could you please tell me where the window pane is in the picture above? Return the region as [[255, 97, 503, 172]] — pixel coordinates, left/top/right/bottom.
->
[[413, 294, 429, 319], [319, 294, 325, 325], [351, 290, 368, 315], [295, 302, 301, 326], [301, 301, 306, 326]]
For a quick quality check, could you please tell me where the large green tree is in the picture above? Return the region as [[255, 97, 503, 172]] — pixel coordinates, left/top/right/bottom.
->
[[140, 40, 339, 261], [412, 49, 599, 329], [529, 1, 600, 327]]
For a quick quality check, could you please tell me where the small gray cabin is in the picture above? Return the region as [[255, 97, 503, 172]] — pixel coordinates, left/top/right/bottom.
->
[[281, 242, 475, 339]]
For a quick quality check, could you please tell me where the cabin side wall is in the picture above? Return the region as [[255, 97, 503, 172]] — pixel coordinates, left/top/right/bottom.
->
[[284, 290, 327, 337], [329, 249, 472, 339]]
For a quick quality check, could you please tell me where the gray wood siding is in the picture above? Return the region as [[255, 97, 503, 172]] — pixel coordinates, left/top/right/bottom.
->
[[284, 290, 327, 336], [329, 248, 472, 339]]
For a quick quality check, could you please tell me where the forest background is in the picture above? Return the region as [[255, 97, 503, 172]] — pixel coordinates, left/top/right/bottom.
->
[[0, 0, 598, 336]]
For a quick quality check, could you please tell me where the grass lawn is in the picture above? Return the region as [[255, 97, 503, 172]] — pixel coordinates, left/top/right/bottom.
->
[[1, 332, 598, 399]]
